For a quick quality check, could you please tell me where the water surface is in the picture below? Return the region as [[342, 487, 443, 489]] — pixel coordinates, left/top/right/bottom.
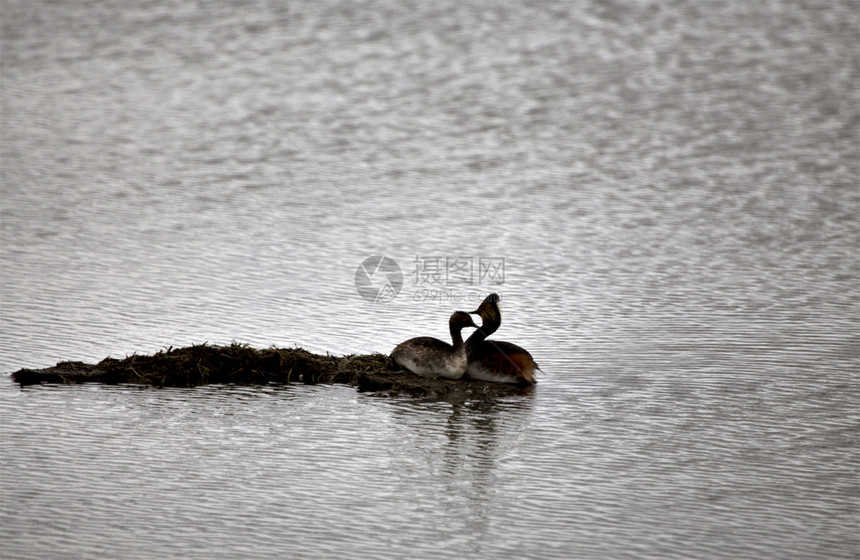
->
[[1, 0, 858, 558]]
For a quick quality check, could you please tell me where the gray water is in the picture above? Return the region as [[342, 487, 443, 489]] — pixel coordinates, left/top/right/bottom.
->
[[1, 0, 858, 558]]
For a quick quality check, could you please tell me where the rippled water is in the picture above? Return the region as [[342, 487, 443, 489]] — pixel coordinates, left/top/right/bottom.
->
[[2, 0, 858, 558]]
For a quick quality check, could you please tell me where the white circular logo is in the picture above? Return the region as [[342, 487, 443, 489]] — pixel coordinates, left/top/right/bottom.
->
[[354, 255, 403, 303]]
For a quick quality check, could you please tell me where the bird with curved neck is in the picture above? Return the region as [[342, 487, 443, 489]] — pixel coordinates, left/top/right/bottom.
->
[[391, 311, 478, 379], [466, 294, 539, 385]]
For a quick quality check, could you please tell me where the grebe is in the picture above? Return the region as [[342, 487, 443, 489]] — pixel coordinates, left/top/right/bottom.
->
[[466, 294, 539, 385], [391, 311, 478, 379]]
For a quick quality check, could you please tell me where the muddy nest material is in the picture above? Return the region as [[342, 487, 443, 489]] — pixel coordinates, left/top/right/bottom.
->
[[10, 344, 531, 400]]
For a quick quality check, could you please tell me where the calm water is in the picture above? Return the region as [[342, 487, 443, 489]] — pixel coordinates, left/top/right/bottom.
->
[[1, 0, 858, 558]]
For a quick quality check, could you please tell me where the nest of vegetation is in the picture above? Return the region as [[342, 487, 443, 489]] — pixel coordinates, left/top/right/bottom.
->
[[10, 343, 531, 400]]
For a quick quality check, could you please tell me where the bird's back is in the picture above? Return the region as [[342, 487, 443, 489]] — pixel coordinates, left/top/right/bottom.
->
[[391, 336, 465, 378], [467, 339, 538, 385]]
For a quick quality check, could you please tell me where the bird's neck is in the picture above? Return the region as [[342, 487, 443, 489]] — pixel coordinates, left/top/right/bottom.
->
[[466, 313, 501, 347], [450, 324, 466, 349]]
